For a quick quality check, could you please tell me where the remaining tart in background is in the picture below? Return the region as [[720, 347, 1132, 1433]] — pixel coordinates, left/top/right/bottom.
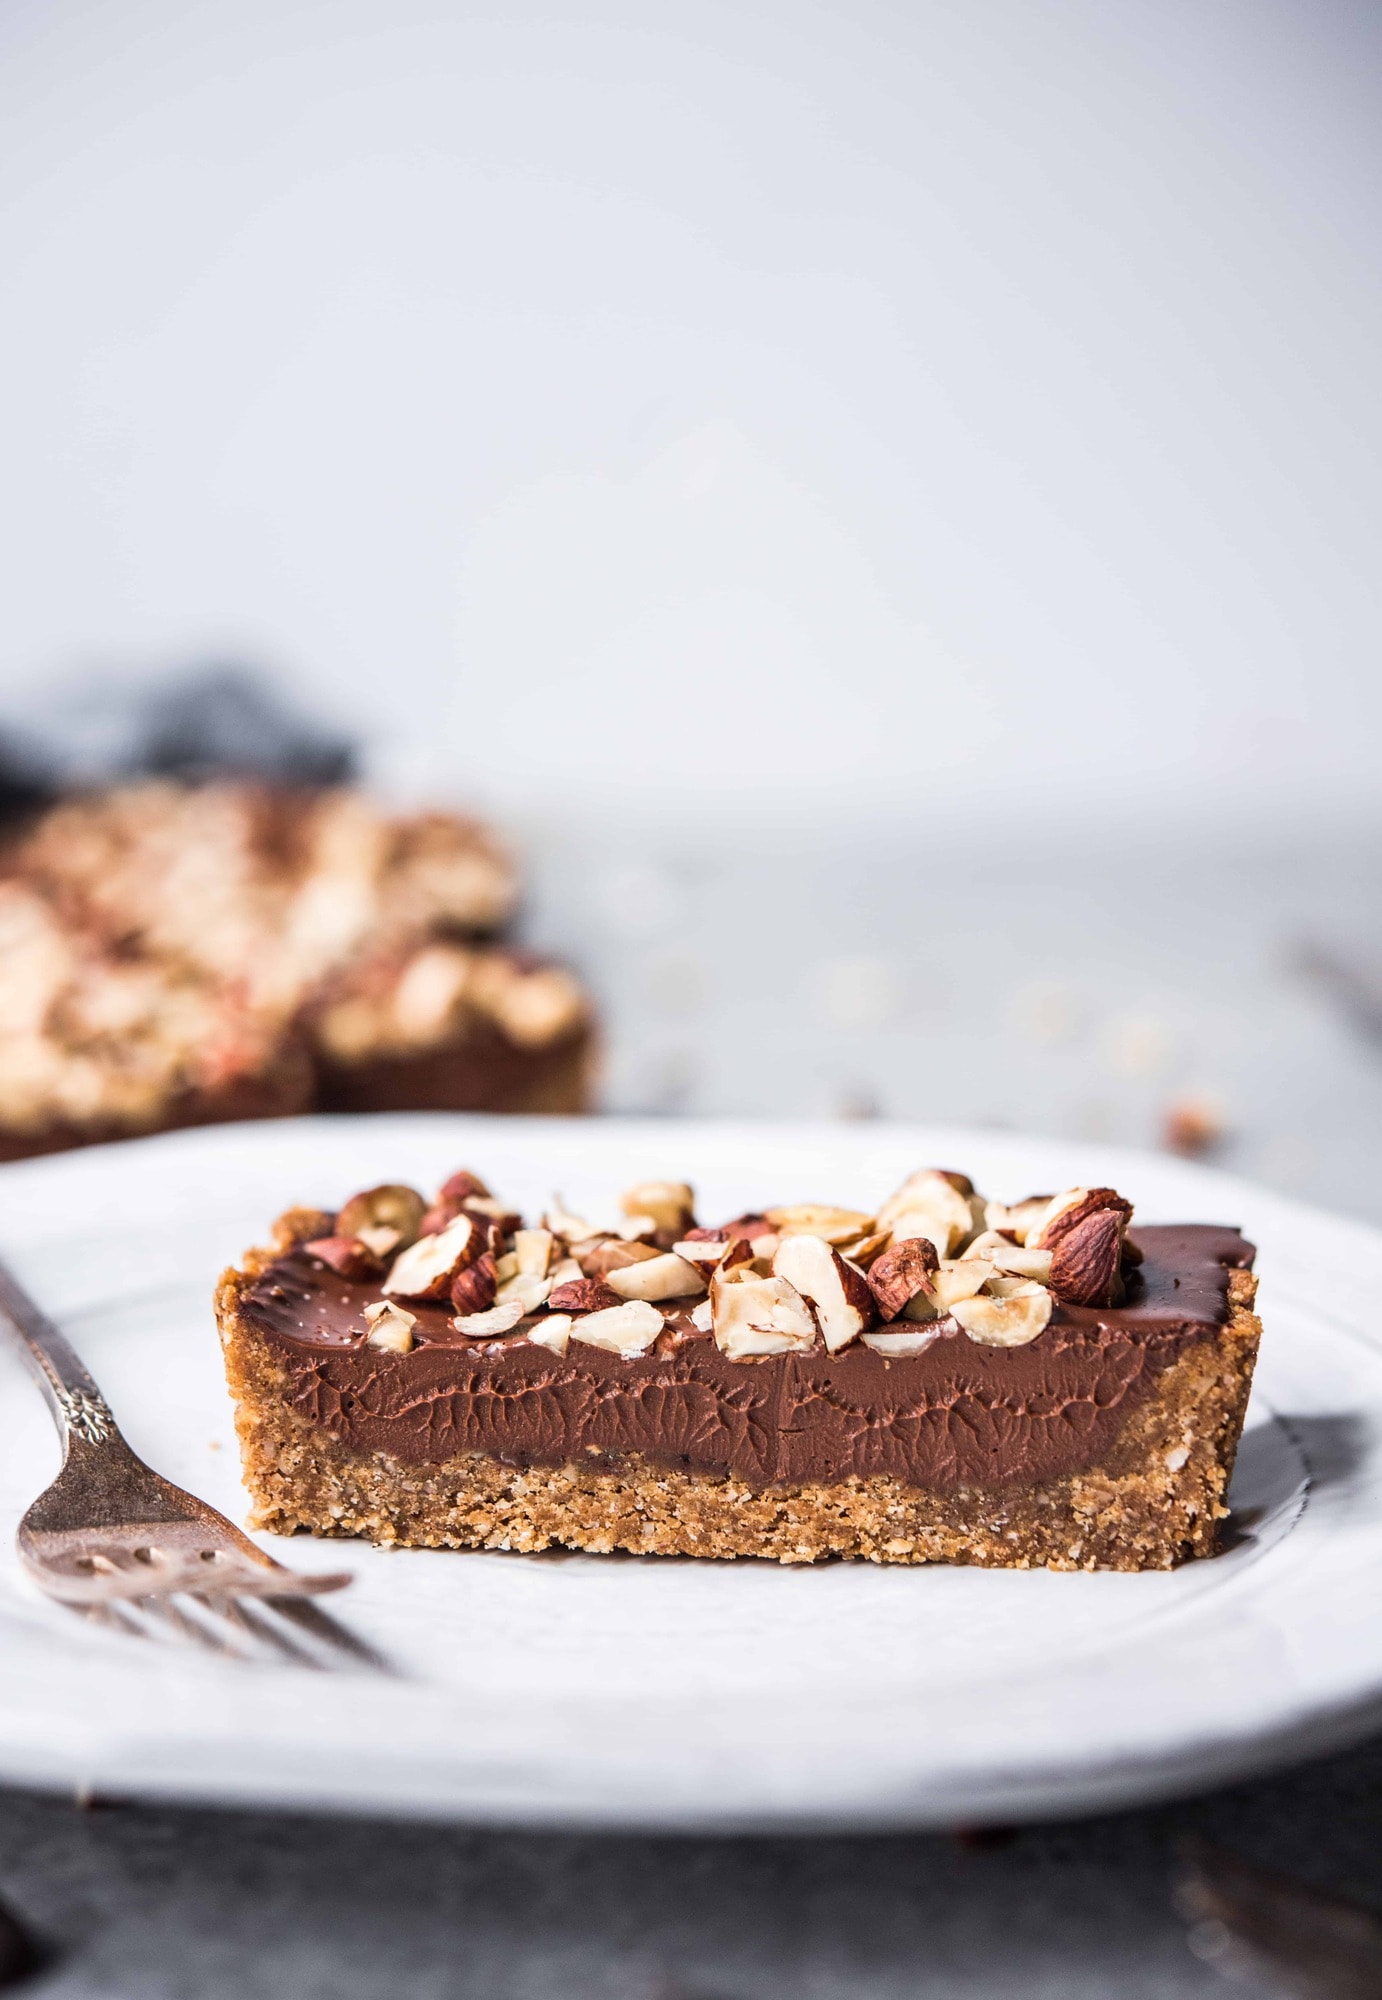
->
[[216, 1163, 1261, 1571], [0, 782, 594, 1158]]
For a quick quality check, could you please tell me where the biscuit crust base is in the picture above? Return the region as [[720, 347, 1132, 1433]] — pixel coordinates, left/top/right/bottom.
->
[[217, 1258, 1260, 1571]]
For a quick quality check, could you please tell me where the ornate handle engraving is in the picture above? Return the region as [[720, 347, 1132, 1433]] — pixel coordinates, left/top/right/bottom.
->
[[0, 1259, 126, 1452], [53, 1385, 116, 1447]]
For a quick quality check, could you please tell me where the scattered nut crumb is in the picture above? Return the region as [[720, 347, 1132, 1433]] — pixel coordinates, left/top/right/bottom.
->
[[1163, 1095, 1226, 1159]]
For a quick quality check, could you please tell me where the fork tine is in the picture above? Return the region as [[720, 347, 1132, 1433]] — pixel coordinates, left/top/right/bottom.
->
[[197, 1594, 334, 1671], [124, 1593, 252, 1661], [147, 1594, 257, 1661], [178, 1592, 322, 1668], [81, 1588, 258, 1665], [91, 1588, 288, 1665], [263, 1596, 396, 1673], [86, 1593, 206, 1653], [80, 1598, 146, 1642], [84, 1585, 386, 1673], [67, 1572, 388, 1672]]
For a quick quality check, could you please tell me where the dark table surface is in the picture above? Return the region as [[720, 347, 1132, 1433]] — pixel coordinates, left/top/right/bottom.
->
[[1, 1732, 1380, 1998]]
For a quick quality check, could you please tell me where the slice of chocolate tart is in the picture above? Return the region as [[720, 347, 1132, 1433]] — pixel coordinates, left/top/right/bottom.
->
[[215, 1166, 1260, 1570]]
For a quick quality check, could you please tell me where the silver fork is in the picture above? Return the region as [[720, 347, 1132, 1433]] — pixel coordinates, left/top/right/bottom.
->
[[0, 1255, 364, 1668]]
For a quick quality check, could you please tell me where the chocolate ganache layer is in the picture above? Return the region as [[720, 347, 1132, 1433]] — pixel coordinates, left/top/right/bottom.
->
[[237, 1224, 1254, 1492]]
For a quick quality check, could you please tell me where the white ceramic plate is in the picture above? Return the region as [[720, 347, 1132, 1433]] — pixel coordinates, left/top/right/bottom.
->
[[0, 1113, 1378, 1832]]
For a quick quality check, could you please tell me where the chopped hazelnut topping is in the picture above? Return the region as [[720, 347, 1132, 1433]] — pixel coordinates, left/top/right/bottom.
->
[[862, 1325, 951, 1358], [764, 1203, 874, 1246], [544, 1198, 597, 1244], [549, 1278, 624, 1314], [384, 1213, 485, 1300], [494, 1272, 553, 1313], [951, 1286, 1053, 1347], [272, 1163, 1149, 1367], [619, 1180, 695, 1239], [568, 1300, 665, 1357], [303, 1235, 384, 1282], [604, 1253, 707, 1303], [513, 1229, 555, 1278], [867, 1237, 940, 1321], [338, 1185, 426, 1253], [876, 1170, 975, 1259], [451, 1253, 498, 1316], [528, 1314, 572, 1356], [579, 1238, 662, 1279], [363, 1300, 417, 1352], [452, 1299, 526, 1336], [710, 1273, 817, 1359], [770, 1235, 874, 1353]]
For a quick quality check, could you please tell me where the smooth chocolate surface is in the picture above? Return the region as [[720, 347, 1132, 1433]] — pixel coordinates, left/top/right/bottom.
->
[[238, 1225, 1254, 1492]]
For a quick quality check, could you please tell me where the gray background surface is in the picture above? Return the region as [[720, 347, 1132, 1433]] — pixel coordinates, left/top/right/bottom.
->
[[3, 0, 1382, 841], [2, 1734, 1379, 1998], [524, 813, 1382, 1226]]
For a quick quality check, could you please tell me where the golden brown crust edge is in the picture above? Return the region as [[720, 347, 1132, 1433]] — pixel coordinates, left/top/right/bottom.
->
[[215, 1242, 1261, 1571]]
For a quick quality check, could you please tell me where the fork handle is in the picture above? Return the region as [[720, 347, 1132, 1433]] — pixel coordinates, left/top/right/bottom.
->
[[0, 1257, 122, 1454]]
